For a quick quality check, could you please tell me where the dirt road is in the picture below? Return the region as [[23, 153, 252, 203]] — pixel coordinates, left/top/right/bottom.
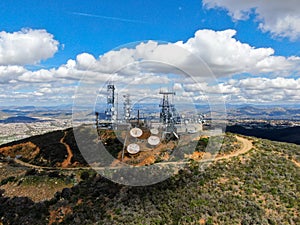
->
[[60, 131, 73, 168], [215, 136, 253, 161], [12, 135, 253, 171]]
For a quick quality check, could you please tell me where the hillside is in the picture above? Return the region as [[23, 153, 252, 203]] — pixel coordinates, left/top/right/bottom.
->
[[226, 125, 300, 145], [0, 128, 87, 167], [0, 131, 299, 224]]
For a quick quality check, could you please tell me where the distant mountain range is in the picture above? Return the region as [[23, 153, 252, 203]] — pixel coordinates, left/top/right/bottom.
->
[[0, 105, 73, 120], [1, 104, 300, 120], [0, 116, 41, 123], [227, 105, 300, 119]]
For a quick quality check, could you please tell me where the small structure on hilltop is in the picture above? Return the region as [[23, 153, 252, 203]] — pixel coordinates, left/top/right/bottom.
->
[[123, 94, 131, 123], [159, 90, 180, 141], [95, 84, 117, 130], [95, 84, 204, 163]]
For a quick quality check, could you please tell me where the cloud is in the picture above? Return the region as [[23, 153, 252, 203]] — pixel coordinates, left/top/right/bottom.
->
[[0, 82, 77, 105], [203, 0, 300, 40], [6, 30, 298, 86], [69, 33, 300, 80], [0, 29, 59, 65], [222, 77, 300, 103], [177, 29, 300, 76], [181, 77, 300, 103], [18, 69, 55, 82], [14, 30, 296, 85], [76, 53, 97, 69], [0, 28, 299, 105], [236, 77, 300, 90], [183, 82, 239, 95], [0, 65, 26, 83]]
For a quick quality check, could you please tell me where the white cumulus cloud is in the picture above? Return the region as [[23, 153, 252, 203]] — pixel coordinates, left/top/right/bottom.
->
[[222, 77, 300, 103], [203, 0, 300, 40], [65, 33, 300, 80], [177, 29, 300, 76], [10, 30, 299, 86], [8, 29, 299, 88], [0, 65, 26, 83], [18, 69, 55, 83], [0, 29, 59, 65], [0, 28, 299, 105]]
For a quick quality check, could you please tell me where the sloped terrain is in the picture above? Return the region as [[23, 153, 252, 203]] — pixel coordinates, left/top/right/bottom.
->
[[0, 133, 299, 225], [0, 128, 87, 167]]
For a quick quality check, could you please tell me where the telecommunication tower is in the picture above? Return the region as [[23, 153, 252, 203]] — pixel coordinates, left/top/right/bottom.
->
[[95, 112, 99, 126], [105, 84, 116, 122], [123, 94, 131, 122], [159, 90, 176, 128]]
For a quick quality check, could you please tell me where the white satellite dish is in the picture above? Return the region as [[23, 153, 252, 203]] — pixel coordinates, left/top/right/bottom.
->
[[112, 115, 117, 120], [130, 127, 143, 137], [111, 107, 115, 111], [148, 136, 160, 146], [127, 143, 140, 154], [150, 128, 159, 135]]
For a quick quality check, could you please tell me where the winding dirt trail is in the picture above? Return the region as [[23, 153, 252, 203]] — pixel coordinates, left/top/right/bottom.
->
[[215, 136, 253, 161], [155, 136, 253, 166], [14, 158, 43, 169], [60, 131, 73, 168], [9, 136, 265, 171], [291, 159, 300, 167]]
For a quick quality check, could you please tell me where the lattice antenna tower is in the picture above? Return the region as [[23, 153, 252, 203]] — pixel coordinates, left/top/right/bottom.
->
[[105, 83, 115, 121], [123, 94, 131, 122], [159, 90, 176, 126]]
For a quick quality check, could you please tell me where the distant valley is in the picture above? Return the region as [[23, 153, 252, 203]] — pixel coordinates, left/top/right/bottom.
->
[[2, 104, 300, 120], [1, 104, 300, 146]]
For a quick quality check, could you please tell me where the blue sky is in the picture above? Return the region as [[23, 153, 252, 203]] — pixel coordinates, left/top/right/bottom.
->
[[1, 0, 233, 65], [0, 0, 300, 106]]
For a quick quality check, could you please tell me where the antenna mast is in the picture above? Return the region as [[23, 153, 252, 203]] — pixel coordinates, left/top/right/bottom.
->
[[105, 84, 115, 123], [123, 94, 131, 122]]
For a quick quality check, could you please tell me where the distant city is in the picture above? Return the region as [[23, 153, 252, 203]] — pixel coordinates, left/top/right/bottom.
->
[[1, 104, 300, 145]]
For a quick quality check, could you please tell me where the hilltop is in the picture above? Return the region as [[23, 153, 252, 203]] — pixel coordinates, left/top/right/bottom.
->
[[0, 129, 299, 224], [0, 128, 87, 168]]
